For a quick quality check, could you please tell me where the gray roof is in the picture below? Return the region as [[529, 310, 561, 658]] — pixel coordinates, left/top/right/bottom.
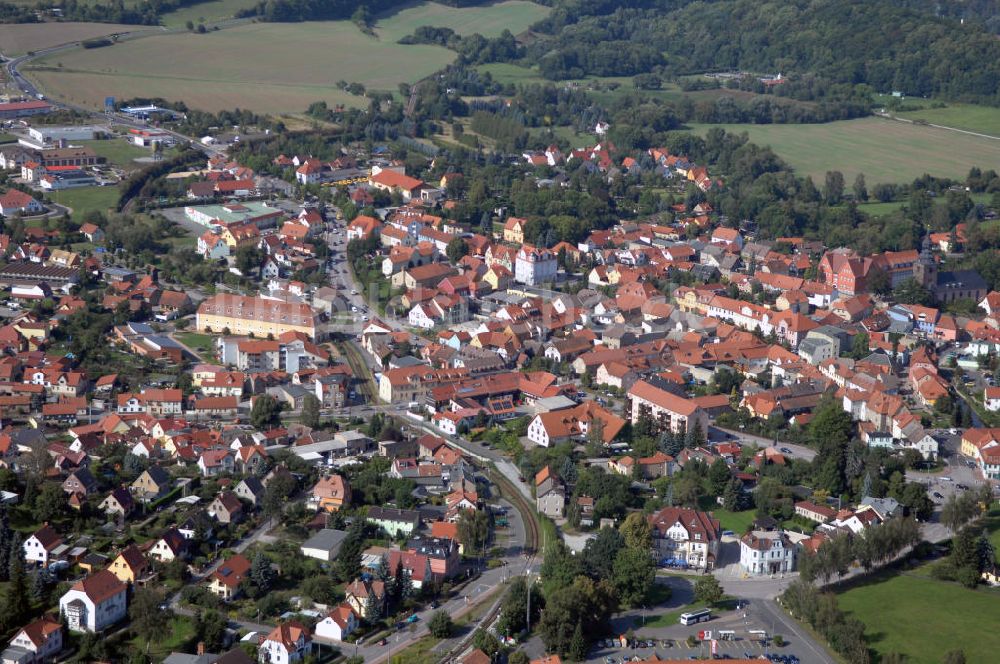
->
[[163, 655, 218, 664], [301, 528, 348, 554]]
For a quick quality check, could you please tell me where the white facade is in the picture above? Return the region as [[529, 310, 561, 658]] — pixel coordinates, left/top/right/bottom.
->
[[313, 610, 357, 642], [8, 620, 62, 661], [408, 303, 437, 329], [739, 531, 797, 576], [526, 415, 552, 447], [514, 247, 557, 286], [23, 534, 57, 567], [59, 583, 127, 632]]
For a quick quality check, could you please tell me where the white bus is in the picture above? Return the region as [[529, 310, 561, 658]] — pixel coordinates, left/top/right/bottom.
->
[[679, 609, 712, 625]]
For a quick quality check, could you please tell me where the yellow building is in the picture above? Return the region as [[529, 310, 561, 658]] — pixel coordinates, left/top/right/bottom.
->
[[108, 545, 150, 584], [196, 294, 319, 340], [503, 217, 526, 244]]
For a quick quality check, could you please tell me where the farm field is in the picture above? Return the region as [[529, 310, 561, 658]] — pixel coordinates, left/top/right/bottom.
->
[[25, 2, 549, 114], [894, 103, 1000, 138], [687, 118, 1000, 185], [159, 0, 259, 28], [0, 22, 145, 56], [837, 571, 1000, 664]]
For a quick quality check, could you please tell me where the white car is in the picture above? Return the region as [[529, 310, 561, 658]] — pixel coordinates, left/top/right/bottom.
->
[[351, 306, 358, 312]]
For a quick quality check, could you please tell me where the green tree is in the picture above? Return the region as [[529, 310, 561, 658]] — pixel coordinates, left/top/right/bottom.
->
[[538, 577, 617, 655], [250, 552, 275, 593], [250, 395, 281, 430], [581, 527, 624, 580], [130, 588, 171, 642], [568, 622, 588, 661], [2, 552, 28, 631], [619, 511, 652, 550], [428, 610, 453, 637], [33, 482, 65, 523], [693, 574, 723, 606], [336, 517, 366, 582], [823, 170, 845, 205], [365, 591, 383, 622], [852, 173, 868, 202], [472, 628, 500, 655], [457, 509, 491, 557], [301, 393, 321, 429], [708, 458, 731, 496], [497, 577, 541, 636], [446, 237, 469, 264], [611, 546, 655, 608], [508, 652, 529, 664]]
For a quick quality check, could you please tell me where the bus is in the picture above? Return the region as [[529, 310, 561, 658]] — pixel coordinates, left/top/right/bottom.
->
[[679, 609, 712, 625]]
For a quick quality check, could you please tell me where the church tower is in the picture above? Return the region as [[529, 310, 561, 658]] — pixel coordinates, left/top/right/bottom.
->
[[914, 233, 937, 290]]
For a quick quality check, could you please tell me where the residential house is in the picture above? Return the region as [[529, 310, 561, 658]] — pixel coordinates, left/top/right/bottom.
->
[[23, 525, 62, 567], [259, 621, 311, 664], [4, 616, 62, 663], [131, 465, 172, 502], [307, 475, 351, 513], [207, 491, 244, 525], [534, 466, 565, 519], [313, 604, 358, 642], [58, 570, 128, 632], [648, 507, 721, 570], [107, 545, 150, 585], [739, 530, 797, 575], [344, 579, 386, 620], [208, 554, 251, 601], [99, 488, 135, 520]]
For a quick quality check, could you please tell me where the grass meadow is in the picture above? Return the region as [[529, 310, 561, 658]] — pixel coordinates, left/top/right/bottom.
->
[[883, 99, 1000, 138], [687, 117, 1000, 185], [0, 22, 146, 56], [25, 2, 549, 113], [837, 571, 1000, 664]]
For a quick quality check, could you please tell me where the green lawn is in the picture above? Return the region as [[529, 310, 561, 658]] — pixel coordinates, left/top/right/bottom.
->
[[894, 102, 1000, 138], [0, 133, 16, 143], [697, 497, 756, 535], [838, 572, 1000, 664], [175, 331, 214, 353], [686, 117, 1000, 185], [46, 185, 119, 219], [79, 137, 156, 168], [711, 508, 756, 535], [125, 616, 196, 660]]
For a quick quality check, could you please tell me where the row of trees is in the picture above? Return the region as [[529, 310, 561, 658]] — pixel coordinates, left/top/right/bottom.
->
[[799, 517, 921, 583]]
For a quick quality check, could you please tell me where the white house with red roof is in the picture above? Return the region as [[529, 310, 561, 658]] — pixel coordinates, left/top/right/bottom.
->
[[58, 570, 128, 632], [313, 604, 358, 642], [6, 615, 63, 662], [23, 524, 63, 567], [259, 621, 312, 664], [648, 506, 721, 569], [0, 189, 44, 217]]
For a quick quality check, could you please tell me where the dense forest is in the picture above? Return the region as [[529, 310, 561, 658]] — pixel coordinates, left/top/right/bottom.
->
[[524, 0, 1000, 106], [236, 0, 489, 22], [0, 0, 224, 24]]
